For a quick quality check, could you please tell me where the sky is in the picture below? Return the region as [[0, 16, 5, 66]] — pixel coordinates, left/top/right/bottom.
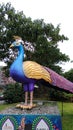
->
[[0, 0, 73, 71], [0, 61, 7, 67]]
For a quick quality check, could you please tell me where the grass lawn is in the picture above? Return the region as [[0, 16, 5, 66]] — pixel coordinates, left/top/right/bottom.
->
[[0, 103, 17, 111], [58, 102, 73, 130]]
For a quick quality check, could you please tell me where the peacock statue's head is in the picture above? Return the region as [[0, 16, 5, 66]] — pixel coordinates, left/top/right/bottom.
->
[[10, 36, 24, 49], [10, 35, 35, 53]]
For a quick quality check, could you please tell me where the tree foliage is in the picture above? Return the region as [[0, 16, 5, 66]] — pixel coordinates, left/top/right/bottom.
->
[[0, 3, 69, 75], [63, 69, 73, 82], [3, 83, 24, 103]]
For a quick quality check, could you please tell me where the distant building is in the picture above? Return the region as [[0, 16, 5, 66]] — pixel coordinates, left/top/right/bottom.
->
[[0, 61, 15, 88], [0, 69, 15, 88]]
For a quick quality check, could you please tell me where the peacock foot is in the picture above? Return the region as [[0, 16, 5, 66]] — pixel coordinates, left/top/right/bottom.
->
[[16, 103, 37, 109], [20, 104, 29, 109], [16, 104, 21, 108], [27, 104, 37, 110], [16, 103, 28, 109]]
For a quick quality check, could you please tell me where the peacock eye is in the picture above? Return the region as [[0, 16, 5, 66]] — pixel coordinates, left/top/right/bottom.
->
[[16, 42, 19, 45]]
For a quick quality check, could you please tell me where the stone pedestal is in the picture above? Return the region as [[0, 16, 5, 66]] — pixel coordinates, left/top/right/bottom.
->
[[0, 101, 62, 130]]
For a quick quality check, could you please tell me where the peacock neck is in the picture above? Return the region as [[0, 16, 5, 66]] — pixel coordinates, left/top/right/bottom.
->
[[10, 45, 24, 68], [10, 45, 25, 82], [17, 45, 24, 62]]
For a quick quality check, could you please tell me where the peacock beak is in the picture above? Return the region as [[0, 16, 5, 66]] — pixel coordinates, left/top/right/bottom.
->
[[9, 44, 14, 48]]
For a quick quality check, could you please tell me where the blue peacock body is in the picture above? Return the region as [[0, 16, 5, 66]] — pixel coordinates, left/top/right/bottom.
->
[[10, 44, 35, 84], [9, 38, 73, 93]]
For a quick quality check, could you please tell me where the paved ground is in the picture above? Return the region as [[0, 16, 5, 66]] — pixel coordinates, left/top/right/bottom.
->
[[0, 100, 4, 104]]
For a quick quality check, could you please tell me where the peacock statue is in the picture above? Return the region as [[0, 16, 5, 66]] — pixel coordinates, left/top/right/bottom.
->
[[10, 36, 73, 109]]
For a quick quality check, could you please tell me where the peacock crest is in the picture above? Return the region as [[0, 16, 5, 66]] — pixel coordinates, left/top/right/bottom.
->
[[13, 35, 22, 40]]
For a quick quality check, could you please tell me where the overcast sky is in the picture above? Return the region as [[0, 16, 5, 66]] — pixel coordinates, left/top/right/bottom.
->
[[0, 61, 7, 67], [0, 0, 73, 71]]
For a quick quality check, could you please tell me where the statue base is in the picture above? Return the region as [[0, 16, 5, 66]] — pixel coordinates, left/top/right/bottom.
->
[[0, 101, 62, 130]]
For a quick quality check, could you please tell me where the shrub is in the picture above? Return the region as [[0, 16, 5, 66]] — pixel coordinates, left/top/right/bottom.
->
[[49, 88, 73, 102], [3, 83, 24, 103]]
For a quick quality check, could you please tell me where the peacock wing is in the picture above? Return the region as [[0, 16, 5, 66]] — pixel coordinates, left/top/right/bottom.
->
[[23, 61, 52, 83]]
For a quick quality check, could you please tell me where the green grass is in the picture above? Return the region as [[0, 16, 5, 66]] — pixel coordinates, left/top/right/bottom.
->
[[57, 102, 73, 130], [0, 103, 17, 111]]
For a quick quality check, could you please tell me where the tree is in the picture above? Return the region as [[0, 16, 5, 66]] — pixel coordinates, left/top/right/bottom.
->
[[0, 2, 69, 75], [63, 69, 73, 82]]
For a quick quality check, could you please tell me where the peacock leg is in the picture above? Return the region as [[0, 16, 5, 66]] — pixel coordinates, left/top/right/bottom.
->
[[30, 91, 33, 106], [23, 84, 29, 106], [23, 83, 36, 109], [16, 92, 28, 109], [29, 91, 36, 109], [28, 83, 36, 109], [24, 91, 28, 105]]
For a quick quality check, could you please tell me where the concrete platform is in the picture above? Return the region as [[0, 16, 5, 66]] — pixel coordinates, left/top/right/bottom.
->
[[0, 101, 62, 130]]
